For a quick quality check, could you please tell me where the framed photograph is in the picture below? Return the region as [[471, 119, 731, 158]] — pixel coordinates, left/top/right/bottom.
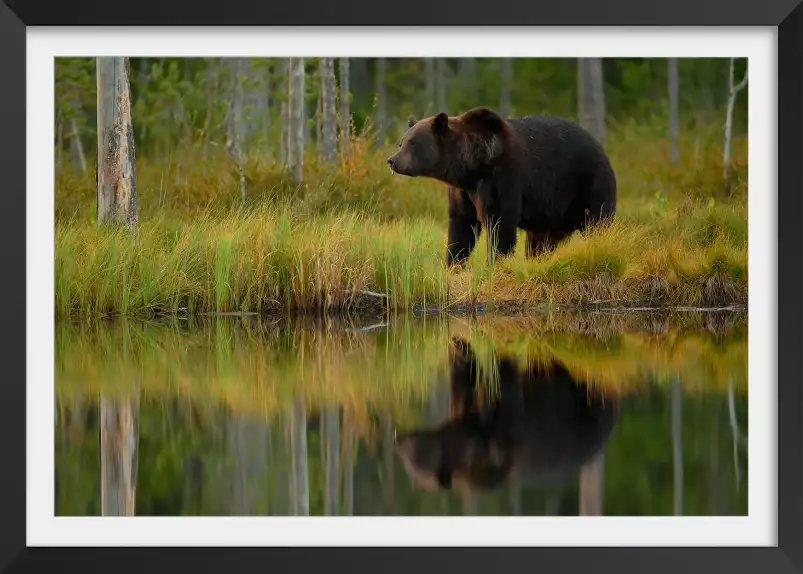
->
[[1, 0, 800, 572]]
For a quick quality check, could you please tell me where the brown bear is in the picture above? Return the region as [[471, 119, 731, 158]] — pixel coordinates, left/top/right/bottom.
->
[[387, 107, 617, 267], [394, 337, 618, 493]]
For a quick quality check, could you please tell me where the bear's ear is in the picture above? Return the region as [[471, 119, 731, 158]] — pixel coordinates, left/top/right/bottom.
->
[[432, 112, 450, 135], [407, 115, 417, 128], [462, 106, 505, 133]]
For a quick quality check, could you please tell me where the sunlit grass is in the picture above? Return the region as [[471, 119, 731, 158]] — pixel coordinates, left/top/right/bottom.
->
[[55, 119, 747, 318]]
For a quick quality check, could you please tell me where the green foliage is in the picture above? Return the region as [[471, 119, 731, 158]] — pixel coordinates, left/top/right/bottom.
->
[[55, 57, 749, 163]]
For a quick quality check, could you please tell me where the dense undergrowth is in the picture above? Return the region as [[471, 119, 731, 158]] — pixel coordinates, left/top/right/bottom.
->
[[55, 117, 748, 319]]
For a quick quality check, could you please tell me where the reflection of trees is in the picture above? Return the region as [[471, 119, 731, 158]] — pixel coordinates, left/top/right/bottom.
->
[[342, 408, 355, 515], [672, 376, 684, 515], [100, 393, 139, 516], [323, 406, 340, 515], [382, 414, 395, 514], [227, 412, 268, 515], [578, 452, 605, 516], [289, 394, 309, 516]]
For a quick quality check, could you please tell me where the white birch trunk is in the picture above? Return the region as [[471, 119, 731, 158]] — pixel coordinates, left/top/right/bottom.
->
[[96, 57, 137, 228]]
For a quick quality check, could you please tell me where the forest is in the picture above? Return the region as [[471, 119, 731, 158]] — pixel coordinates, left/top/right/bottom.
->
[[54, 57, 749, 318]]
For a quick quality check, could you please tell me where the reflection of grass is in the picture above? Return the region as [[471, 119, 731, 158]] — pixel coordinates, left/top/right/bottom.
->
[[450, 312, 747, 392], [56, 312, 747, 434], [55, 316, 448, 437]]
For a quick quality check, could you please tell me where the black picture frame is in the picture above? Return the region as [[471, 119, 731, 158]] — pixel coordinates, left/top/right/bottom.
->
[[1, 1, 799, 572]]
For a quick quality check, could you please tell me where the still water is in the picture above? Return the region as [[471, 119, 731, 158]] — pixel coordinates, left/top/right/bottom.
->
[[55, 311, 748, 517]]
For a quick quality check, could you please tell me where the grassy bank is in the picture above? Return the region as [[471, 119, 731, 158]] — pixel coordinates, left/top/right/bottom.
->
[[55, 119, 748, 318], [56, 311, 747, 434]]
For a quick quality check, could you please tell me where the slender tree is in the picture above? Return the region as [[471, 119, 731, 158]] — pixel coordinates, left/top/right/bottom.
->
[[279, 58, 290, 167], [226, 58, 247, 206], [288, 58, 306, 185], [424, 58, 436, 116], [459, 57, 477, 103], [320, 58, 338, 164], [68, 99, 88, 173], [96, 57, 137, 228], [375, 58, 388, 146], [577, 58, 606, 144], [262, 61, 272, 159], [56, 110, 64, 174], [668, 58, 679, 163], [435, 58, 448, 113], [202, 59, 216, 160], [499, 58, 512, 117], [723, 58, 748, 183], [338, 58, 351, 159]]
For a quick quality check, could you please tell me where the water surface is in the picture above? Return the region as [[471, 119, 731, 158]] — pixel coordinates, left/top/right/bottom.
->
[[55, 311, 748, 517]]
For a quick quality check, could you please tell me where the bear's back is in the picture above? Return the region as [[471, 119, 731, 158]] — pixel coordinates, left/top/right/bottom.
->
[[506, 113, 608, 163]]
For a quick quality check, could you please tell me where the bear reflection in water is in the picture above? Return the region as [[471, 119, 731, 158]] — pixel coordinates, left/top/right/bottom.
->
[[395, 337, 618, 492]]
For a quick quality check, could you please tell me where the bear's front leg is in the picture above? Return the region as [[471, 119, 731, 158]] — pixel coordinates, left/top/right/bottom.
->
[[477, 180, 517, 261], [446, 187, 482, 268]]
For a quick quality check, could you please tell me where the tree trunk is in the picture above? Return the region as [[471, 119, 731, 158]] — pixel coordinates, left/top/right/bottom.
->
[[435, 58, 447, 113], [96, 57, 137, 228], [459, 58, 477, 102], [577, 58, 606, 144], [375, 58, 388, 146], [56, 111, 64, 174], [69, 116, 87, 173], [280, 59, 290, 167], [672, 376, 684, 515], [668, 58, 679, 163], [100, 394, 139, 516], [338, 58, 351, 159], [288, 57, 306, 185], [319, 58, 338, 164], [499, 58, 512, 117], [723, 58, 748, 183], [263, 62, 272, 159], [290, 394, 309, 515], [424, 59, 436, 116], [226, 58, 247, 206], [578, 451, 605, 516], [202, 59, 215, 160]]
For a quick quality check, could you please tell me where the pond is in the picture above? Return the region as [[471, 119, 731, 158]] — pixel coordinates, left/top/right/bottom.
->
[[54, 310, 748, 517]]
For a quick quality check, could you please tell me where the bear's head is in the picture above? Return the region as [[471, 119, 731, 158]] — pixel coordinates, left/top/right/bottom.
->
[[386, 107, 510, 187], [395, 424, 514, 492]]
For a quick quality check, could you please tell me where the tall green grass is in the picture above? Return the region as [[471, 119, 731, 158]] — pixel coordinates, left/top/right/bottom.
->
[[55, 118, 748, 318]]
